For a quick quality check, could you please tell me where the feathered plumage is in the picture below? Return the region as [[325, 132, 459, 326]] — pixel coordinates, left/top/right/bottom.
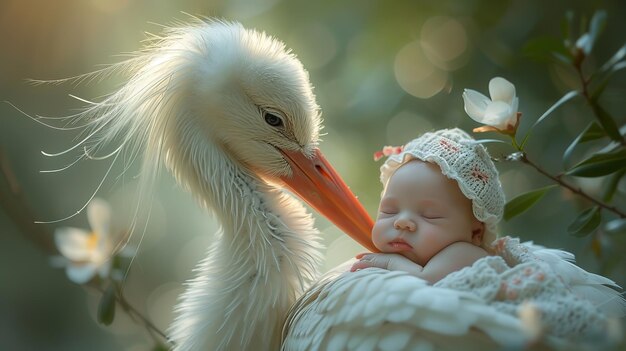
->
[[283, 239, 625, 351], [32, 18, 331, 350], [521, 242, 626, 317]]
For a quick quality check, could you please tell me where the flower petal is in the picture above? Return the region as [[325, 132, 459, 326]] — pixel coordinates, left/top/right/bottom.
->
[[462, 89, 490, 122], [508, 97, 519, 125], [54, 227, 94, 261], [489, 77, 516, 104], [87, 198, 111, 238], [483, 101, 513, 128], [66, 263, 98, 284], [576, 33, 591, 55]]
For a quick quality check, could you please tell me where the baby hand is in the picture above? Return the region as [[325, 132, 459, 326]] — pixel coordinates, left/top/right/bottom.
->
[[351, 253, 423, 275]]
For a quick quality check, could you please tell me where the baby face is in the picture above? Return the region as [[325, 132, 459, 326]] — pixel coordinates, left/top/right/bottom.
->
[[372, 160, 483, 266]]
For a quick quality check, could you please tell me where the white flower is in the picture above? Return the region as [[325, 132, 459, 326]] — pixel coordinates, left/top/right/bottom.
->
[[575, 33, 592, 55], [52, 198, 114, 284], [462, 77, 520, 132]]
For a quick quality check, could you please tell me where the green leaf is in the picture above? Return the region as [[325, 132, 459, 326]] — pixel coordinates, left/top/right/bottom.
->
[[608, 60, 626, 75], [605, 218, 626, 234], [466, 139, 509, 146], [576, 11, 607, 55], [504, 185, 557, 221], [563, 122, 606, 167], [98, 285, 117, 326], [592, 61, 626, 100], [600, 43, 626, 73], [579, 14, 588, 39], [589, 101, 623, 142], [567, 149, 626, 177], [603, 169, 626, 202], [568, 207, 601, 237], [552, 52, 573, 65], [529, 91, 579, 131], [588, 10, 607, 47]]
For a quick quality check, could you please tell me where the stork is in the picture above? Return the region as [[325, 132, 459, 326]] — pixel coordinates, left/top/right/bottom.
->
[[35, 19, 372, 350], [37, 18, 623, 351]]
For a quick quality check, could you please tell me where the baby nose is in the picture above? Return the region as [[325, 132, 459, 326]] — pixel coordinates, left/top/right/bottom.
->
[[394, 215, 416, 231]]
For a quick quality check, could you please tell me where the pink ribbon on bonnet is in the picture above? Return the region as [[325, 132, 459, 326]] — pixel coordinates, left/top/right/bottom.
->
[[373, 145, 404, 161]]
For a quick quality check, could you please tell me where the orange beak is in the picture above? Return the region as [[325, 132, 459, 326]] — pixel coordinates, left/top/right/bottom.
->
[[278, 148, 377, 252]]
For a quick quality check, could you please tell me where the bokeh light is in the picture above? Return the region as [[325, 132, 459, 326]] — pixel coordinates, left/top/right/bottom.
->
[[394, 40, 448, 98], [421, 16, 469, 70], [223, 0, 280, 19], [90, 0, 129, 13], [385, 110, 434, 145]]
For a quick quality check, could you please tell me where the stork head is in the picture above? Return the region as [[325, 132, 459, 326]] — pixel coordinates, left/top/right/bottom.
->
[[185, 22, 321, 179], [142, 21, 375, 250]]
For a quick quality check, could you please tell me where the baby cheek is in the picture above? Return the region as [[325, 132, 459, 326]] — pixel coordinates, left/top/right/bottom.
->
[[417, 231, 436, 246], [371, 220, 390, 251]]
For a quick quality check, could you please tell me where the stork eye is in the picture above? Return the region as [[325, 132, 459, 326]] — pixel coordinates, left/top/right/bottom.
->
[[264, 112, 284, 127]]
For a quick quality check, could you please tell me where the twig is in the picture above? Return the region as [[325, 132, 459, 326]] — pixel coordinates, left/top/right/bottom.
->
[[94, 285, 174, 347], [574, 59, 591, 100], [574, 57, 626, 147], [520, 153, 626, 218], [1, 149, 171, 348], [0, 148, 57, 253], [120, 294, 172, 345]]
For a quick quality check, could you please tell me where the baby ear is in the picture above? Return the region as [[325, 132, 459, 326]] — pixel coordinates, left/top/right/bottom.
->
[[471, 221, 485, 246]]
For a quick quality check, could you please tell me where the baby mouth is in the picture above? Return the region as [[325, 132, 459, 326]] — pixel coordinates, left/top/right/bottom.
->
[[388, 239, 413, 250]]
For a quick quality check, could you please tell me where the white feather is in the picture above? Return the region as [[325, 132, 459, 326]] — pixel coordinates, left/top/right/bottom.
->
[[522, 241, 626, 317], [282, 264, 527, 351]]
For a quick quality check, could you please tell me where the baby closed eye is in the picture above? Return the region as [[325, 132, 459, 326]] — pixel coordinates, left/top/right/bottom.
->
[[421, 213, 444, 220]]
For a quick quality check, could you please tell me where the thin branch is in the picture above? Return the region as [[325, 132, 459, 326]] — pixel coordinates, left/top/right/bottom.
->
[[574, 59, 626, 147], [94, 285, 174, 347], [520, 153, 626, 218], [0, 149, 171, 348], [574, 61, 591, 100], [0, 148, 57, 253]]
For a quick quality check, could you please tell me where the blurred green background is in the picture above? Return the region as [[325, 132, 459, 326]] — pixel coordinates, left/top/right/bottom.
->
[[2, 0, 625, 349]]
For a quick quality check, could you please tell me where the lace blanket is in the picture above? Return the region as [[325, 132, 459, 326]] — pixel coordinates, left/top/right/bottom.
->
[[435, 236, 622, 341]]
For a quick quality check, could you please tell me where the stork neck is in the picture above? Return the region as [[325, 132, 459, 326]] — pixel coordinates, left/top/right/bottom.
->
[[170, 141, 322, 350], [202, 146, 277, 241]]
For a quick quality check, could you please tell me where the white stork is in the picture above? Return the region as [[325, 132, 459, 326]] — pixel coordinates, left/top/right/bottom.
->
[[36, 19, 372, 350], [38, 18, 623, 351]]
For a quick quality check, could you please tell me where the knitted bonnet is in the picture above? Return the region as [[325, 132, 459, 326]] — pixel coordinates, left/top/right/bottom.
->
[[379, 128, 505, 247]]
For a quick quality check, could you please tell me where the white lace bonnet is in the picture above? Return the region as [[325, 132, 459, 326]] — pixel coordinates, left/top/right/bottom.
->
[[379, 128, 505, 246]]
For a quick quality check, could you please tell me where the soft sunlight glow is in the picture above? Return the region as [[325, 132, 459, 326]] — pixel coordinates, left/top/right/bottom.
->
[[290, 23, 338, 70], [385, 110, 433, 145], [90, 0, 129, 13], [394, 41, 447, 99], [147, 282, 183, 330], [421, 16, 468, 71], [323, 227, 363, 273], [224, 0, 280, 19]]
